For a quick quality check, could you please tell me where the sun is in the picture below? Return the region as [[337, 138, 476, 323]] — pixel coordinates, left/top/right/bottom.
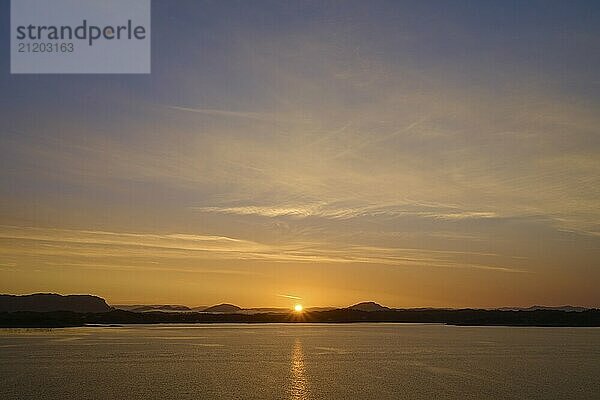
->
[[294, 304, 303, 312]]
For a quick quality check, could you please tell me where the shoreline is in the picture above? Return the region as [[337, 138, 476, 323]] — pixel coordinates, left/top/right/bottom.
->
[[2, 308, 599, 328]]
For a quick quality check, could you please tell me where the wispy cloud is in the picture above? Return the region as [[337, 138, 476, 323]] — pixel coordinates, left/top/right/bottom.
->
[[0, 225, 526, 273], [277, 294, 302, 300], [192, 203, 500, 221], [43, 261, 260, 276], [167, 105, 296, 123], [431, 212, 498, 220]]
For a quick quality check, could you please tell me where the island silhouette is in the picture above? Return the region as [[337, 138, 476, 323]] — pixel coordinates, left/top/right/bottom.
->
[[0, 293, 111, 313], [0, 293, 598, 328]]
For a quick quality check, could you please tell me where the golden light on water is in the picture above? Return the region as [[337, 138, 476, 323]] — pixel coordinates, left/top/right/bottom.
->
[[294, 304, 303, 313], [290, 338, 309, 399]]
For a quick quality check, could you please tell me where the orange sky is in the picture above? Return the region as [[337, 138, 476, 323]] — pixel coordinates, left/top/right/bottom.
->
[[1, 1, 599, 308]]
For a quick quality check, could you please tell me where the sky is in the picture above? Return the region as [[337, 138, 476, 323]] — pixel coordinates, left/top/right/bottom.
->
[[0, 0, 599, 308]]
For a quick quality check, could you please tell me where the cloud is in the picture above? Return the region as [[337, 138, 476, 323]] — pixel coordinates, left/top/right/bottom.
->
[[431, 212, 498, 220], [192, 203, 500, 221], [166, 106, 282, 122], [278, 294, 302, 300], [0, 225, 526, 273], [43, 262, 260, 276]]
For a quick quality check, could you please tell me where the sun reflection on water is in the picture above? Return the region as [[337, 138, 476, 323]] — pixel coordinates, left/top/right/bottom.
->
[[290, 338, 309, 399]]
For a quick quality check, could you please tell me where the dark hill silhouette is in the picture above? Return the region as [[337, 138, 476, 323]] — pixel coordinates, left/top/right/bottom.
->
[[113, 305, 336, 314], [1, 294, 597, 327], [0, 293, 111, 313], [202, 303, 242, 313], [347, 301, 390, 312], [1, 308, 598, 328], [243, 306, 336, 313], [114, 304, 192, 312], [497, 305, 589, 312]]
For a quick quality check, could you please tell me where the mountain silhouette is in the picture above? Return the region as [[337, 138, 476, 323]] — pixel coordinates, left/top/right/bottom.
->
[[0, 293, 111, 313], [113, 304, 336, 314], [497, 305, 589, 312], [347, 301, 390, 312], [114, 304, 193, 312], [202, 303, 243, 313], [1, 294, 598, 327]]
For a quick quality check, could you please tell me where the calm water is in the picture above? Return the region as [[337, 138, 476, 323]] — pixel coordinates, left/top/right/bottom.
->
[[0, 324, 598, 399]]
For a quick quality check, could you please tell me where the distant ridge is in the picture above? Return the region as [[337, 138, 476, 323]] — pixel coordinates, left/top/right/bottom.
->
[[496, 305, 589, 312], [3, 307, 598, 328], [0, 293, 111, 313], [3, 294, 593, 316], [347, 301, 390, 312], [114, 304, 193, 312], [112, 304, 335, 314], [202, 303, 243, 313]]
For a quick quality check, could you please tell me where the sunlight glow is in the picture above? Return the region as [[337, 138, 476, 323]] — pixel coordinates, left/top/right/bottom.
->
[[294, 304, 303, 312]]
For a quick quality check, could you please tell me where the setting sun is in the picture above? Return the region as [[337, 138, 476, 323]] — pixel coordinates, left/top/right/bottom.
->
[[294, 304, 303, 312]]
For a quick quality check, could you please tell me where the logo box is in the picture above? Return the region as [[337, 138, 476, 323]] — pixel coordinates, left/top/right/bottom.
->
[[11, 0, 151, 74]]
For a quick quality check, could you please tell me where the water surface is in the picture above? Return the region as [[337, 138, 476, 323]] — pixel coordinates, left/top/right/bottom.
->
[[0, 324, 598, 399]]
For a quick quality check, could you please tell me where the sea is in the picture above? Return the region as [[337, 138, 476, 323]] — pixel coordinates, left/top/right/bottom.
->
[[0, 323, 598, 399]]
